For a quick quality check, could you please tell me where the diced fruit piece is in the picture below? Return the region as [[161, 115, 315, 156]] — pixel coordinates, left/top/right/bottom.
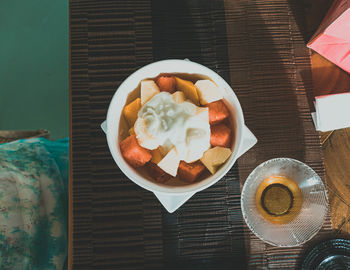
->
[[184, 128, 210, 163], [178, 161, 206, 183], [157, 148, 180, 177], [141, 80, 160, 105], [123, 98, 141, 127], [210, 123, 232, 147], [205, 100, 229, 124], [200, 146, 232, 174], [151, 148, 163, 164], [181, 101, 197, 115], [156, 76, 176, 93], [120, 135, 152, 167], [119, 114, 130, 141], [146, 162, 172, 183], [158, 139, 173, 156], [196, 107, 209, 122], [195, 80, 223, 105], [129, 127, 135, 135], [175, 77, 200, 105], [174, 141, 188, 161], [172, 91, 185, 103], [159, 146, 169, 157]]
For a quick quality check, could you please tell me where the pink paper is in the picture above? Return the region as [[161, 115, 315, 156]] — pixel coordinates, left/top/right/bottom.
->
[[308, 0, 350, 73]]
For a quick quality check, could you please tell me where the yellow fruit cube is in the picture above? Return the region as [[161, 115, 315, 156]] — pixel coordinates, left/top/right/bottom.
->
[[172, 91, 185, 103], [200, 146, 232, 174], [129, 127, 135, 135], [196, 107, 209, 122], [141, 80, 160, 105], [175, 77, 200, 105], [123, 98, 141, 127], [151, 148, 163, 164], [195, 80, 223, 105], [157, 148, 180, 177], [158, 139, 173, 156]]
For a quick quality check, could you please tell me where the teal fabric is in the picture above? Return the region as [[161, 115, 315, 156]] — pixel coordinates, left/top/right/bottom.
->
[[0, 138, 68, 270]]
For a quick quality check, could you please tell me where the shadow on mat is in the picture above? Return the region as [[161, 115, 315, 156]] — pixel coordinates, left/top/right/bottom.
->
[[151, 0, 317, 269]]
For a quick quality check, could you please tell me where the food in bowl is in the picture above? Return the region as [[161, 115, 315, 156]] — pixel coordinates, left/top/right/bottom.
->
[[119, 73, 235, 185]]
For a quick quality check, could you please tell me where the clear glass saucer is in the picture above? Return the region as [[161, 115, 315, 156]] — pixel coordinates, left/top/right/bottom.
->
[[241, 158, 328, 247]]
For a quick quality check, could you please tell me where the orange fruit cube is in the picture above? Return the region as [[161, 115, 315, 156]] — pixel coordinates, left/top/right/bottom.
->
[[210, 123, 232, 148], [206, 100, 229, 124], [156, 76, 176, 93], [146, 162, 172, 183], [178, 160, 206, 183], [119, 135, 152, 167]]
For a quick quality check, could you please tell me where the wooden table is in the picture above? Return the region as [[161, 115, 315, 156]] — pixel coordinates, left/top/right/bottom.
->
[[311, 53, 350, 235], [323, 126, 350, 235], [304, 0, 350, 237], [305, 0, 350, 236]]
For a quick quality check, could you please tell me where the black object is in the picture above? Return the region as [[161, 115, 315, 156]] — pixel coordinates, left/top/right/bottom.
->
[[301, 239, 350, 270]]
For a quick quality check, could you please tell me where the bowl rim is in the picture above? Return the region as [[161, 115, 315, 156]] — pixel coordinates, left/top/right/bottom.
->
[[240, 157, 329, 247], [106, 59, 246, 194]]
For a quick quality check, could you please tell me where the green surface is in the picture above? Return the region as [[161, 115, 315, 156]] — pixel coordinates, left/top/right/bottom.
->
[[0, 0, 68, 139]]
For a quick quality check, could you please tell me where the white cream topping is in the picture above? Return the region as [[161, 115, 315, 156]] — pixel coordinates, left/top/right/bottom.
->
[[134, 92, 210, 163]]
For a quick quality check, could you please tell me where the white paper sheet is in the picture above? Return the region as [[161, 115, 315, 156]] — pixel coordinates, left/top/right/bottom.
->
[[312, 92, 350, 132]]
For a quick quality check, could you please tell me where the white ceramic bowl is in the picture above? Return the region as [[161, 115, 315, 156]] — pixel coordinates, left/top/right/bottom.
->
[[102, 59, 257, 212]]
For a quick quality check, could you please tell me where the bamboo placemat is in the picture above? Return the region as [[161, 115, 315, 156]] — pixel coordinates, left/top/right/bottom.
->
[[70, 0, 332, 269]]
